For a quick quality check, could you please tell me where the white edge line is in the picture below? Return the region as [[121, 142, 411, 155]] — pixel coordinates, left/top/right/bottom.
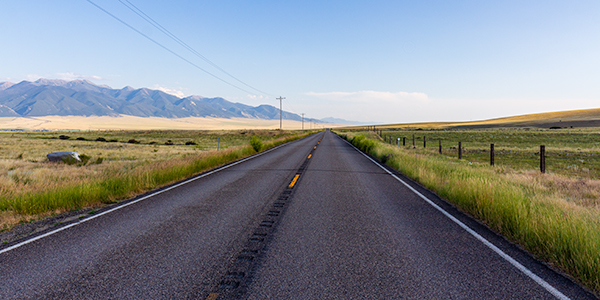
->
[[340, 138, 570, 300], [0, 141, 293, 255]]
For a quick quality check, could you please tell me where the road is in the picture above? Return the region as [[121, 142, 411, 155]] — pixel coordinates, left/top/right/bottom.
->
[[0, 131, 596, 299]]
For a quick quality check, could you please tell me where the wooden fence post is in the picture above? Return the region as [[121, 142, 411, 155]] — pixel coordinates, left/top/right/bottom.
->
[[439, 139, 442, 154], [403, 137, 406, 146], [490, 143, 494, 166], [458, 142, 462, 159], [540, 145, 546, 173], [424, 136, 426, 148], [412, 134, 415, 148]]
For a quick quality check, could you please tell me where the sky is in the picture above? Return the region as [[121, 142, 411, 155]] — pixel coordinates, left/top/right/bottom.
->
[[1, 0, 599, 124]]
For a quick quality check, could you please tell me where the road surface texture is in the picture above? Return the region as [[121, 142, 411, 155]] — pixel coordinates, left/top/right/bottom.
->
[[0, 131, 596, 299]]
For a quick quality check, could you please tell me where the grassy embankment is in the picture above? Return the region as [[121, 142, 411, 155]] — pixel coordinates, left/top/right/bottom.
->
[[337, 130, 600, 294], [0, 130, 314, 228]]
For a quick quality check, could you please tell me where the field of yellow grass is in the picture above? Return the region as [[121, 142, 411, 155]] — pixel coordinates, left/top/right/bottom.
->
[[0, 115, 339, 131], [0, 129, 312, 229]]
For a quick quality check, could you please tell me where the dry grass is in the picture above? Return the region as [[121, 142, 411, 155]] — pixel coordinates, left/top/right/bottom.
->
[[0, 115, 340, 130], [508, 171, 600, 209], [0, 130, 313, 229]]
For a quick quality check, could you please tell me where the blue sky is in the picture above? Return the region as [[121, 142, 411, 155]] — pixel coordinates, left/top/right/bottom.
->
[[1, 0, 599, 123]]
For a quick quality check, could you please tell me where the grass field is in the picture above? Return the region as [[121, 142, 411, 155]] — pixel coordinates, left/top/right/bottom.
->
[[375, 128, 600, 179], [0, 129, 312, 229], [337, 129, 600, 294]]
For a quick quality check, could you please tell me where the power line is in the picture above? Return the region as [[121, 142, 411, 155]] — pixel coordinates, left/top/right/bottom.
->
[[85, 0, 256, 95], [117, 0, 271, 96]]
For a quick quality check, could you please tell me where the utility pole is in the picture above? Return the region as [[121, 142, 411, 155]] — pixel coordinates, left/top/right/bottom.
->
[[276, 96, 285, 130], [301, 113, 305, 131]]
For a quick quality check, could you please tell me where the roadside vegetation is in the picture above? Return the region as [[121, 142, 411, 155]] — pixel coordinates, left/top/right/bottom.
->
[[337, 129, 600, 294], [0, 130, 313, 229], [377, 128, 600, 179]]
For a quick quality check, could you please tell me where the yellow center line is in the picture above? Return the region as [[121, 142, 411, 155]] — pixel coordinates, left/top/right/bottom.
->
[[314, 146, 317, 149], [206, 293, 219, 300], [308, 154, 312, 159], [288, 174, 300, 188]]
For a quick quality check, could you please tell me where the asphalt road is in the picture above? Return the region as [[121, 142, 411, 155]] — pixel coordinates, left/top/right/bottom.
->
[[0, 131, 596, 299]]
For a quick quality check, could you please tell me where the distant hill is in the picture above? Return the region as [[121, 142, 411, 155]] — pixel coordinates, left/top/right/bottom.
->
[[354, 108, 600, 129], [319, 117, 368, 125], [452, 108, 600, 129], [0, 79, 324, 122]]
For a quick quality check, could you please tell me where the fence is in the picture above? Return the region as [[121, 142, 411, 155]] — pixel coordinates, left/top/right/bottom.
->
[[376, 130, 549, 174]]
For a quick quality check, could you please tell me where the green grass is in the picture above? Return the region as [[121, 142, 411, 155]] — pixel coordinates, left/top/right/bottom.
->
[[338, 130, 600, 294], [373, 128, 600, 179]]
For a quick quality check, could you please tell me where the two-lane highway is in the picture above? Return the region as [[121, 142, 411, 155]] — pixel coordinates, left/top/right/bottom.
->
[[0, 131, 596, 299]]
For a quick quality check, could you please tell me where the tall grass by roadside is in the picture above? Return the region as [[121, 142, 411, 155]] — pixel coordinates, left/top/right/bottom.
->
[[0, 132, 313, 222], [339, 131, 600, 294]]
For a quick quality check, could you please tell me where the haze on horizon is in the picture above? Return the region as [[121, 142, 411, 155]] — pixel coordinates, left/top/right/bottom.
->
[[1, 1, 599, 124]]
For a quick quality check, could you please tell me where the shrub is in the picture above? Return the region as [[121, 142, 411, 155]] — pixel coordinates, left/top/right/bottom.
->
[[250, 136, 263, 152], [128, 139, 140, 144], [59, 135, 70, 140], [62, 156, 80, 165], [95, 137, 107, 142], [76, 137, 87, 141], [185, 141, 197, 145], [78, 154, 91, 166], [165, 140, 174, 145], [351, 135, 375, 153]]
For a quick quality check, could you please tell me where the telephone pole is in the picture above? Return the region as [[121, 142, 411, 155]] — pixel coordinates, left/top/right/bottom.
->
[[276, 96, 285, 130], [301, 113, 305, 131]]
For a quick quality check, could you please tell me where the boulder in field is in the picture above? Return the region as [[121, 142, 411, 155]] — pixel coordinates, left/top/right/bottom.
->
[[47, 152, 81, 163]]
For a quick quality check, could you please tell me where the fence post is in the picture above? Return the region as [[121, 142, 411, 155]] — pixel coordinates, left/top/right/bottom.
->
[[217, 137, 220, 151], [439, 139, 442, 154], [490, 143, 494, 166], [458, 142, 462, 159], [540, 145, 545, 173], [424, 136, 426, 148], [412, 134, 415, 148], [397, 138, 400, 147], [403, 137, 406, 146]]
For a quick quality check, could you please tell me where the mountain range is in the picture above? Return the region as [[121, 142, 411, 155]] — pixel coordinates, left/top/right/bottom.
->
[[0, 79, 332, 123]]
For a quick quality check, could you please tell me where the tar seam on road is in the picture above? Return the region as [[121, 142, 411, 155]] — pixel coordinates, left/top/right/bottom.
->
[[0, 139, 299, 256], [207, 133, 324, 300], [341, 137, 571, 300]]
